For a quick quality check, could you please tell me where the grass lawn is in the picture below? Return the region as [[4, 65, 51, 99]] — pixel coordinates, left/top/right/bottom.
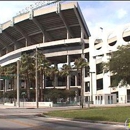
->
[[44, 106, 130, 123]]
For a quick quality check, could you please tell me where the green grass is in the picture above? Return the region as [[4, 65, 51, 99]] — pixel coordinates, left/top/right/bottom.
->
[[45, 106, 130, 122]]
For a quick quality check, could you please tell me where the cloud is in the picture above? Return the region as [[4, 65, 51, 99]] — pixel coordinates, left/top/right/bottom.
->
[[79, 1, 130, 36], [0, 1, 35, 24], [117, 9, 127, 19]]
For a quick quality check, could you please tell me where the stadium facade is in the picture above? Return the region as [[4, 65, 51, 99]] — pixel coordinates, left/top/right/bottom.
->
[[0, 1, 129, 105]]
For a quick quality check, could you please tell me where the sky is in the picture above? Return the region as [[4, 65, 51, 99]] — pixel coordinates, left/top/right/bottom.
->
[[0, 1, 130, 37]]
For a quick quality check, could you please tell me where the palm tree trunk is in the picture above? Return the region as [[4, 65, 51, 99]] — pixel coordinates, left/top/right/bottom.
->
[[40, 74, 44, 101], [26, 77, 30, 100]]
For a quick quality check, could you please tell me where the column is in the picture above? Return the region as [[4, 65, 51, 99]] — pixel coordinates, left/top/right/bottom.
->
[[43, 74, 45, 89], [25, 39, 28, 47], [103, 54, 111, 94], [75, 75, 78, 86], [14, 43, 17, 50], [54, 63, 58, 88], [89, 37, 97, 104], [4, 80, 9, 92], [67, 55, 70, 90], [43, 34, 45, 43], [14, 43, 20, 50], [81, 27, 84, 39], [67, 30, 70, 39], [119, 86, 127, 103], [6, 47, 9, 54]]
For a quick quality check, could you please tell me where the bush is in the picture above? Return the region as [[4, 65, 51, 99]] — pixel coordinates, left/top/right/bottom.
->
[[44, 88, 75, 103]]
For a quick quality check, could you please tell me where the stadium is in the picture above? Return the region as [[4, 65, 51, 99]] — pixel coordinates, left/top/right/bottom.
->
[[0, 1, 130, 106]]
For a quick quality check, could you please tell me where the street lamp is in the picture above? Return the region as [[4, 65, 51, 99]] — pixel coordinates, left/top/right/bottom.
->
[[35, 47, 38, 108]]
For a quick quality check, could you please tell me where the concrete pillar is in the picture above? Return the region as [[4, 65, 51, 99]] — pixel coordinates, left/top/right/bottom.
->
[[67, 55, 70, 90], [103, 54, 111, 94], [119, 86, 127, 103], [102, 95, 105, 105], [4, 80, 9, 92], [75, 89, 78, 102], [43, 74, 45, 89], [14, 43, 20, 50], [67, 30, 70, 39], [14, 43, 17, 50], [81, 27, 84, 39], [75, 75, 78, 86], [25, 39, 28, 47], [89, 37, 97, 104], [6, 47, 9, 54], [54, 63, 58, 88], [43, 34, 45, 43]]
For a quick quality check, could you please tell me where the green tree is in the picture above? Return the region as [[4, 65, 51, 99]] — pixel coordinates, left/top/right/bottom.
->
[[103, 44, 130, 87], [74, 57, 89, 108], [47, 65, 59, 88], [44, 88, 73, 103], [37, 51, 50, 101], [3, 63, 17, 90], [59, 64, 72, 89], [20, 53, 35, 100]]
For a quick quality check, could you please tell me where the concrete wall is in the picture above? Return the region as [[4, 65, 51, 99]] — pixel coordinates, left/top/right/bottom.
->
[[4, 102, 53, 108]]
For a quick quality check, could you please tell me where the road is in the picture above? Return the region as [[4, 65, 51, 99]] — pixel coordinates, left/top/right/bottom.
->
[[0, 107, 126, 130]]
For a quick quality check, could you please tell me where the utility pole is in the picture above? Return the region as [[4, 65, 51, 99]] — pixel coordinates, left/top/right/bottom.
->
[[17, 60, 20, 107], [35, 47, 38, 108]]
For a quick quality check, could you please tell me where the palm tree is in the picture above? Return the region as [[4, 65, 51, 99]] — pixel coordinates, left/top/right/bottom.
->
[[37, 51, 50, 101], [74, 57, 89, 108], [60, 64, 72, 89], [0, 63, 17, 90], [20, 53, 35, 100], [47, 65, 59, 88], [4, 63, 17, 90]]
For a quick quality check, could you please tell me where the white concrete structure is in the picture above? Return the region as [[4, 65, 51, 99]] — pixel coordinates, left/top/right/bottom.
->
[[0, 1, 130, 105], [87, 23, 130, 105]]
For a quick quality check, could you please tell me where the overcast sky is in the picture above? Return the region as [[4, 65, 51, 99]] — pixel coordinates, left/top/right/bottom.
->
[[0, 1, 130, 36]]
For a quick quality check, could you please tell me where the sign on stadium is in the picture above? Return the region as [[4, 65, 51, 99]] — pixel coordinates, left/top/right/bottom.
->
[[16, 0, 61, 16]]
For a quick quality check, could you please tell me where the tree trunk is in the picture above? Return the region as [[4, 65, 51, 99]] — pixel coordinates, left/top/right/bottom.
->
[[26, 77, 30, 100], [40, 72, 44, 101]]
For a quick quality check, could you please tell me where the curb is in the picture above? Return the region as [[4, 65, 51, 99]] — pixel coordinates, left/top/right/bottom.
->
[[72, 119, 124, 126], [40, 115, 125, 126]]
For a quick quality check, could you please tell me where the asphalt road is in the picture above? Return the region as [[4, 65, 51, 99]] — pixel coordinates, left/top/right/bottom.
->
[[0, 107, 126, 130]]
